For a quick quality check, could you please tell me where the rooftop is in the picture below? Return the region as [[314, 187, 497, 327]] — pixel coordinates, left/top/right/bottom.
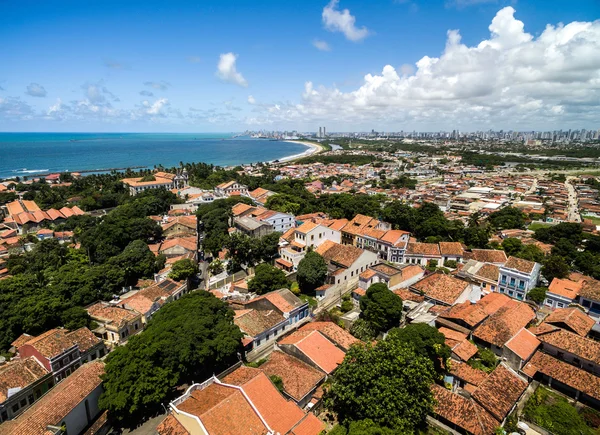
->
[[544, 307, 595, 337], [471, 364, 528, 421], [504, 328, 540, 361], [410, 272, 470, 306], [406, 242, 440, 257], [0, 357, 49, 402], [315, 240, 364, 268], [473, 301, 535, 348], [503, 256, 537, 274], [278, 330, 345, 374], [300, 321, 360, 351], [537, 328, 600, 365]]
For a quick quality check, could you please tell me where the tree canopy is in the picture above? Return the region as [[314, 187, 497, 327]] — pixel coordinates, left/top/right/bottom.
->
[[488, 207, 527, 230], [168, 258, 199, 282], [387, 324, 450, 375], [326, 335, 436, 432], [297, 251, 328, 294], [248, 263, 289, 295], [359, 283, 403, 333], [99, 291, 243, 421]]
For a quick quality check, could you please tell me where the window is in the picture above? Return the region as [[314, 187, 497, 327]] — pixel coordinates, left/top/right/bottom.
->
[[20, 399, 26, 407], [510, 278, 515, 285], [12, 404, 19, 413], [557, 302, 564, 308], [1, 410, 8, 422], [35, 388, 41, 399], [28, 394, 34, 405]]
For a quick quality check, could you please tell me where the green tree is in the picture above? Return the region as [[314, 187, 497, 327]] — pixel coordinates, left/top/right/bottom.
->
[[488, 207, 527, 230], [387, 324, 450, 375], [248, 263, 289, 295], [517, 244, 545, 263], [329, 420, 398, 435], [502, 238, 523, 256], [527, 287, 548, 304], [359, 283, 403, 333], [168, 258, 199, 281], [542, 255, 570, 282], [350, 318, 376, 341], [99, 291, 243, 421], [297, 251, 328, 294], [326, 337, 436, 432]]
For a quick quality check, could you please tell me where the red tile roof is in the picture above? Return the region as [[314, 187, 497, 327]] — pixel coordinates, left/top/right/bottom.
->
[[473, 302, 535, 348], [544, 307, 595, 337], [278, 330, 345, 374], [449, 360, 488, 387], [503, 256, 537, 274], [522, 352, 600, 401], [406, 242, 441, 257], [2, 362, 105, 435], [548, 277, 583, 299], [157, 415, 190, 435], [0, 357, 49, 402], [504, 328, 540, 361], [315, 240, 365, 268], [465, 249, 507, 264], [259, 351, 325, 402], [439, 242, 465, 256], [411, 273, 470, 306], [432, 384, 499, 435], [537, 328, 600, 365], [300, 322, 360, 351], [472, 365, 528, 421]]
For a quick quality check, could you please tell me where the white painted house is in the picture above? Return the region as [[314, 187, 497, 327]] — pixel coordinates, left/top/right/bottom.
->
[[497, 256, 541, 301]]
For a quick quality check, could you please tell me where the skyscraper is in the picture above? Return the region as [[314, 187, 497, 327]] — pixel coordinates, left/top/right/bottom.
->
[[318, 127, 323, 138], [323, 127, 326, 137]]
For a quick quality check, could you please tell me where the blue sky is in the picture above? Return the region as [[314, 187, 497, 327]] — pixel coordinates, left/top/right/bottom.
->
[[1, 0, 599, 132]]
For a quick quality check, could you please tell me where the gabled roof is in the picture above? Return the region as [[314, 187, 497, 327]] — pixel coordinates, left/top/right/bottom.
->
[[502, 256, 537, 274], [522, 351, 600, 401], [410, 273, 470, 306], [439, 242, 465, 256], [157, 415, 190, 435], [0, 357, 49, 402], [2, 362, 105, 435], [259, 350, 325, 402], [300, 322, 360, 351], [449, 360, 488, 387], [473, 301, 535, 348], [471, 364, 528, 422], [406, 242, 441, 257], [234, 308, 285, 338], [504, 328, 540, 361], [432, 384, 499, 435], [315, 240, 365, 268], [278, 330, 345, 374], [537, 328, 600, 365], [547, 277, 583, 299], [544, 307, 595, 337], [465, 249, 507, 264]]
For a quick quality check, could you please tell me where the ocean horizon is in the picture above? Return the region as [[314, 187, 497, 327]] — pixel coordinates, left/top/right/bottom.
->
[[0, 132, 309, 180]]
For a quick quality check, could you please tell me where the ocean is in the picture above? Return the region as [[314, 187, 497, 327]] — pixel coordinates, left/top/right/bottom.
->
[[0, 133, 309, 180]]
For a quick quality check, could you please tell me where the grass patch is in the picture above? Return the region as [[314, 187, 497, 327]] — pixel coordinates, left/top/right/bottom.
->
[[528, 222, 554, 231], [523, 386, 599, 435], [299, 294, 318, 308]]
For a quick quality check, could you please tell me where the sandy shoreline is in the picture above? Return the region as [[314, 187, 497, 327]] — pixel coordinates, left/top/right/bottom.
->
[[271, 140, 324, 164]]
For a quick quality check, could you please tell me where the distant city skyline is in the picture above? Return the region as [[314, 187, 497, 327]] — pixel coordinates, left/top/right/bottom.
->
[[1, 0, 599, 132]]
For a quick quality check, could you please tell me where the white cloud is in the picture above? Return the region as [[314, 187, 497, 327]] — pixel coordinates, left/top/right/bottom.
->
[[216, 53, 248, 87], [313, 39, 332, 51], [250, 7, 600, 130], [25, 83, 47, 97], [322, 0, 369, 42], [144, 81, 171, 91], [144, 98, 169, 116], [247, 95, 256, 104], [399, 63, 415, 76], [0, 96, 34, 120]]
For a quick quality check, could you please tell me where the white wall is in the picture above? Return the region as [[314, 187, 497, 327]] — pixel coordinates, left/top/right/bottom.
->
[[61, 385, 103, 435]]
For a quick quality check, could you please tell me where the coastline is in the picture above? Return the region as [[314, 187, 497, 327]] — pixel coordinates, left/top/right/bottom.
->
[[272, 140, 325, 164]]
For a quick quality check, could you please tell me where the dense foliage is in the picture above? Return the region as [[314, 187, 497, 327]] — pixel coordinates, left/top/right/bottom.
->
[[488, 207, 527, 230], [296, 251, 328, 294], [248, 263, 289, 294], [527, 287, 548, 304], [99, 291, 243, 421], [359, 283, 404, 334], [328, 420, 398, 435], [326, 333, 436, 433], [387, 324, 450, 375], [523, 387, 597, 435], [168, 258, 199, 281]]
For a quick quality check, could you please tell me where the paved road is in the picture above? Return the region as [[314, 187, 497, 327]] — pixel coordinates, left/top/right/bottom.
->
[[565, 177, 582, 223], [121, 412, 166, 435]]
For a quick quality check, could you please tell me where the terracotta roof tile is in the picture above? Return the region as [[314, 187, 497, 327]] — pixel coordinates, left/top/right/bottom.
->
[[465, 249, 507, 264], [0, 357, 49, 402], [87, 302, 140, 328], [538, 328, 600, 364], [439, 242, 465, 256], [371, 263, 402, 277], [579, 277, 600, 302], [473, 302, 535, 347], [406, 242, 441, 256], [411, 273, 470, 306], [234, 308, 285, 338], [279, 330, 345, 374], [2, 362, 105, 435], [300, 322, 360, 351], [504, 328, 540, 360], [157, 415, 190, 435], [315, 240, 364, 268], [544, 307, 595, 337], [477, 264, 500, 282], [290, 414, 325, 435], [522, 352, 600, 401], [547, 277, 583, 299], [503, 256, 537, 274], [472, 364, 528, 421], [392, 288, 425, 303], [432, 384, 499, 435], [259, 351, 325, 402], [449, 360, 488, 387]]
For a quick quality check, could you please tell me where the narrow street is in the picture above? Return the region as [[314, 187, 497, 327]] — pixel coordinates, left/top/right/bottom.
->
[[565, 176, 581, 223]]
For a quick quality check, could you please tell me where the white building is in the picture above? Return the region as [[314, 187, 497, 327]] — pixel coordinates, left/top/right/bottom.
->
[[279, 222, 341, 269], [497, 256, 541, 301]]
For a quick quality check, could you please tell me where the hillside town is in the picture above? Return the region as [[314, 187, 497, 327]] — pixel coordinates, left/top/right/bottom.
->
[[1, 143, 600, 435]]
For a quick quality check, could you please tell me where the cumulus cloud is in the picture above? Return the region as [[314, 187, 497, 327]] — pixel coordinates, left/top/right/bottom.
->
[[250, 7, 600, 130], [248, 95, 256, 104], [144, 98, 169, 116], [216, 52, 248, 87], [25, 83, 47, 97], [0, 96, 35, 120], [144, 81, 171, 91], [322, 0, 369, 42], [313, 39, 332, 51], [81, 82, 119, 105]]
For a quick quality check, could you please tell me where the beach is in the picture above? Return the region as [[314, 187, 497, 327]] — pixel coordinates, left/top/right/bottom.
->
[[275, 140, 324, 164]]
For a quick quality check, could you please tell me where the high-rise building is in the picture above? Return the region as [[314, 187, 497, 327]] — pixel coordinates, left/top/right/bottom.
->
[[318, 127, 322, 138], [323, 127, 326, 137]]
